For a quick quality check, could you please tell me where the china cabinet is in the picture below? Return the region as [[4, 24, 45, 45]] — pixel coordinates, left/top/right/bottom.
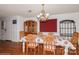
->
[[24, 20, 37, 35]]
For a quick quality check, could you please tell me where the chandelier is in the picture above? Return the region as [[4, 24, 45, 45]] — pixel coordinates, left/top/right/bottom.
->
[[37, 4, 49, 21]]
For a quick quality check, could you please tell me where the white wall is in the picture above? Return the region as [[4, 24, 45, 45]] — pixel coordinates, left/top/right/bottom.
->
[[49, 12, 79, 44], [0, 15, 38, 42], [13, 12, 79, 43], [35, 12, 79, 35], [0, 16, 25, 42], [0, 12, 79, 42], [49, 12, 79, 33]]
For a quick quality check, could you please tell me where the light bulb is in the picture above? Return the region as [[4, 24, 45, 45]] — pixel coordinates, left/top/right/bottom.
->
[[37, 15, 40, 18], [46, 13, 49, 16], [40, 13, 43, 16]]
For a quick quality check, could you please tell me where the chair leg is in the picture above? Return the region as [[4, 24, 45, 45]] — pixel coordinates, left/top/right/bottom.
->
[[43, 50, 45, 55], [38, 46, 39, 54], [26, 48, 28, 55], [53, 50, 55, 55], [34, 48, 35, 55]]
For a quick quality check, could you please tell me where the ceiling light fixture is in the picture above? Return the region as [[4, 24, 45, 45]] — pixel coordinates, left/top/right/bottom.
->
[[37, 4, 49, 21]]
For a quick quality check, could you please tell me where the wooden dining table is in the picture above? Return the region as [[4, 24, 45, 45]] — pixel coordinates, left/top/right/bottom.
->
[[21, 35, 76, 55]]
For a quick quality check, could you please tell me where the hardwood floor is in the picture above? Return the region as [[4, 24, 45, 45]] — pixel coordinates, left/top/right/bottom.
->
[[0, 40, 79, 55], [0, 40, 22, 55]]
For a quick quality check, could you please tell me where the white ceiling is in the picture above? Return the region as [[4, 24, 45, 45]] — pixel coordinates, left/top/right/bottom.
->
[[0, 4, 79, 17]]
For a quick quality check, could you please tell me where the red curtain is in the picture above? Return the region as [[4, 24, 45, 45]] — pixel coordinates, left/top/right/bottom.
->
[[40, 19, 57, 32], [40, 21, 46, 32]]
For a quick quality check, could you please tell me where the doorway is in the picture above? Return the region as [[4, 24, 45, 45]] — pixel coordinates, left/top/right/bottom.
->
[[0, 20, 1, 39]]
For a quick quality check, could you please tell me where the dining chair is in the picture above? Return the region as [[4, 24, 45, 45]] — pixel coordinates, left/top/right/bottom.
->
[[43, 33, 55, 55], [26, 34, 38, 55], [69, 32, 79, 55]]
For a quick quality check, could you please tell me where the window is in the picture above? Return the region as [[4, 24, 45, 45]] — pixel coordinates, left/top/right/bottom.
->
[[60, 20, 76, 40]]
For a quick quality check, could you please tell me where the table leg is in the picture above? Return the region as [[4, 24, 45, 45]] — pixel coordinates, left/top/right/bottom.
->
[[64, 47, 68, 55], [22, 42, 25, 54]]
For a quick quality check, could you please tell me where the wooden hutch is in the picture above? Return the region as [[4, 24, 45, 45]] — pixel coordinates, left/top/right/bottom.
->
[[24, 20, 37, 36]]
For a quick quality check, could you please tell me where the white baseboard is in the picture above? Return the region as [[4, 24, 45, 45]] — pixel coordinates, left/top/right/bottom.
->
[[0, 39, 21, 42], [11, 39, 21, 42]]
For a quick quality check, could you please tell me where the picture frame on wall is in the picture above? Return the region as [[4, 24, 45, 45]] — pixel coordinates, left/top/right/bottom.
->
[[13, 20, 17, 24], [1, 20, 4, 30], [1, 20, 6, 31]]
